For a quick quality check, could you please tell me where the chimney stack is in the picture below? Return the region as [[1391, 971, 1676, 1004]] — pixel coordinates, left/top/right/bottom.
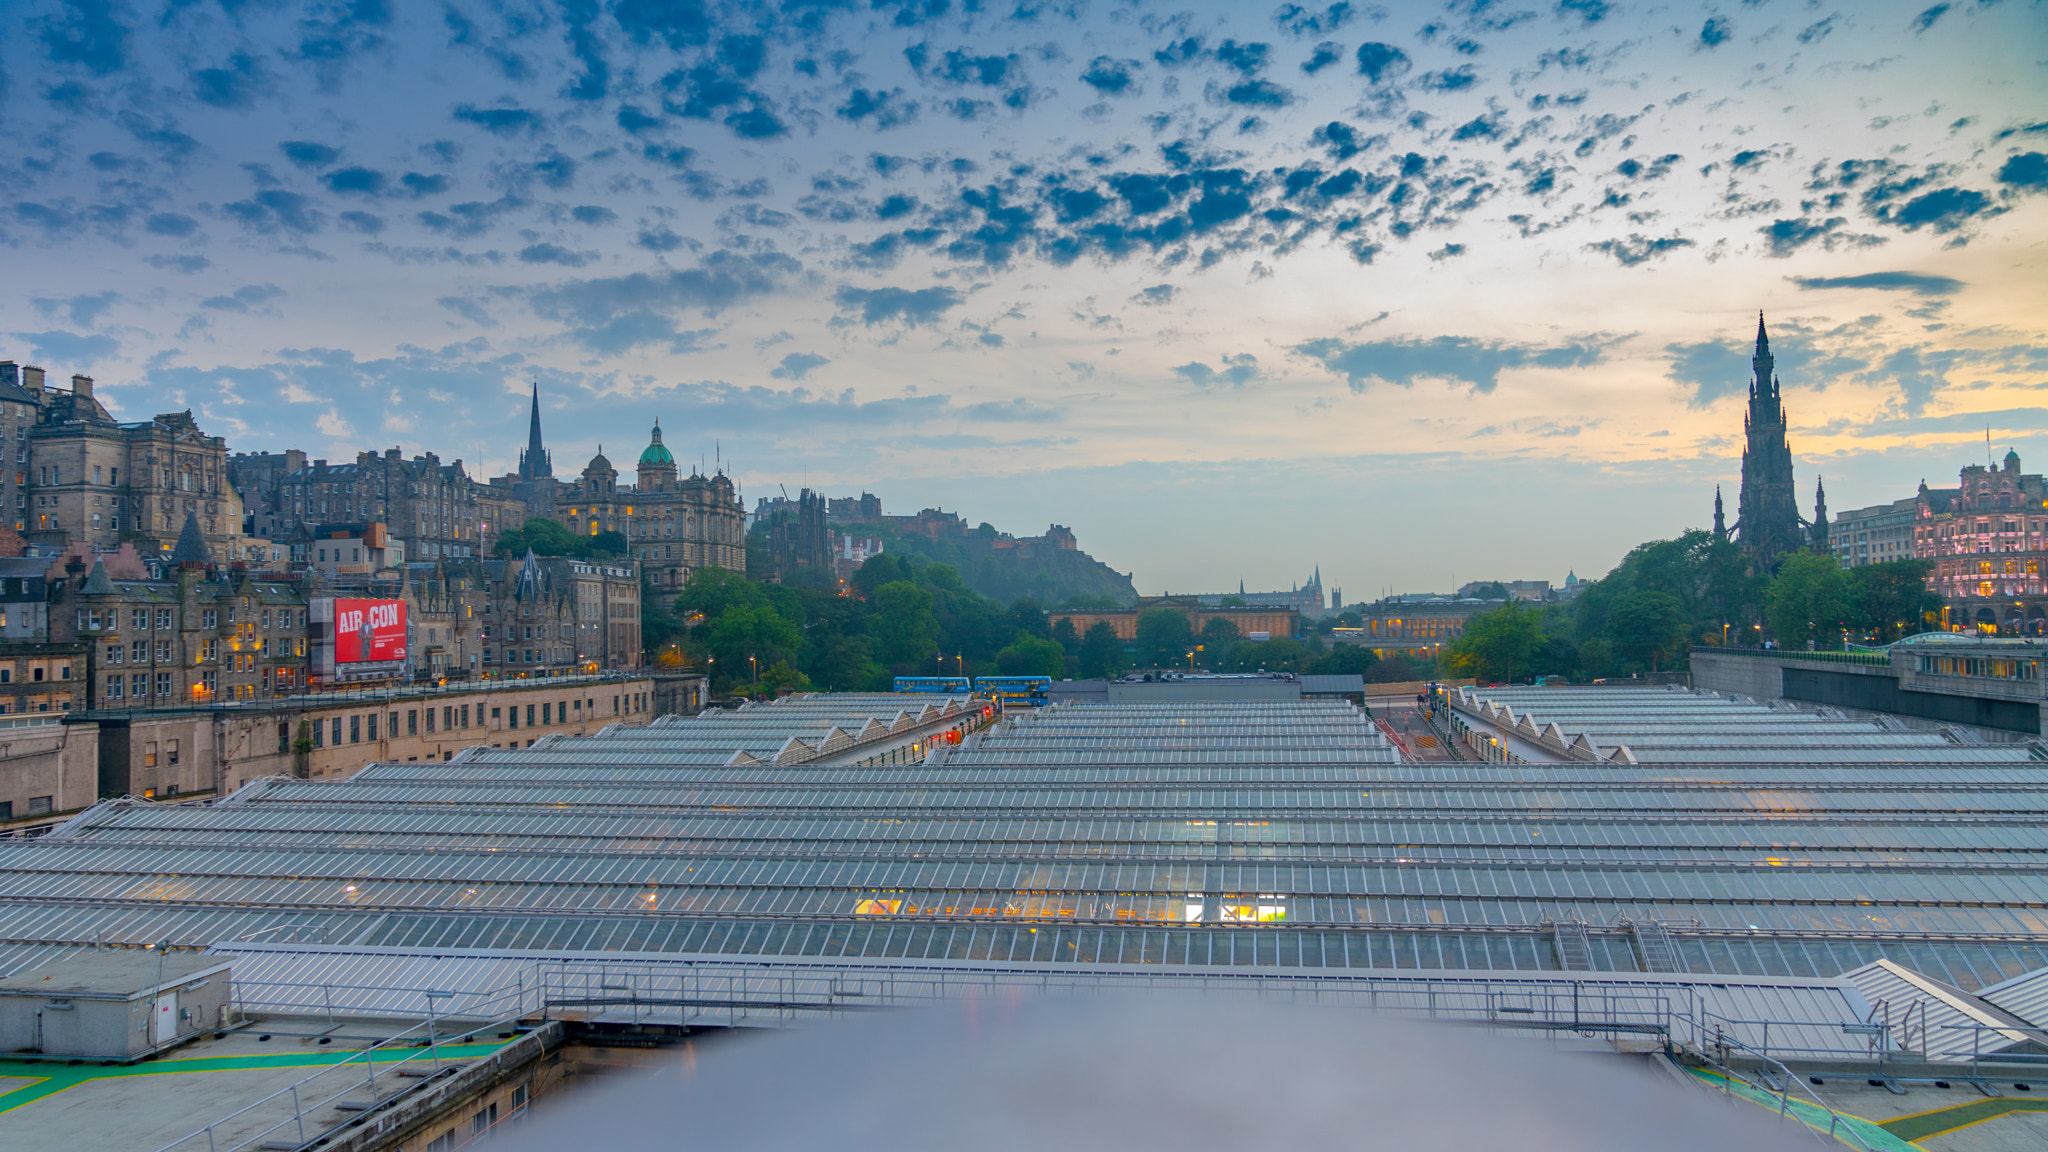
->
[[71, 374, 93, 400], [22, 367, 45, 398]]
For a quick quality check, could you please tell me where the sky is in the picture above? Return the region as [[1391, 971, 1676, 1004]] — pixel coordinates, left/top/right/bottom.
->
[[2, 0, 2044, 601]]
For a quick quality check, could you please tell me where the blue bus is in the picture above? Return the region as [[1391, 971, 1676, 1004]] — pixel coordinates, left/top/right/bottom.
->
[[974, 675, 1052, 708], [893, 676, 972, 694]]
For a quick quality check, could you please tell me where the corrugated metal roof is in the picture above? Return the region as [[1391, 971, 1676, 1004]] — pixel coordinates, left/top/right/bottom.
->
[[1978, 964, 2048, 1029], [1840, 958, 2036, 1059]]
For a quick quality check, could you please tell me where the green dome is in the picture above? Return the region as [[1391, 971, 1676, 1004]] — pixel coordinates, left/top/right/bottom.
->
[[639, 421, 675, 467]]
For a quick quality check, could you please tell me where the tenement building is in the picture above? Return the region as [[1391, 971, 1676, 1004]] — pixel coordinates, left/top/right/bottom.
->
[[1915, 448, 2048, 635], [499, 396, 746, 590], [237, 447, 519, 561]]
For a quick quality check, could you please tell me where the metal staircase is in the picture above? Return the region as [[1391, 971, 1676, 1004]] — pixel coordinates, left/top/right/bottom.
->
[[1629, 919, 1682, 973]]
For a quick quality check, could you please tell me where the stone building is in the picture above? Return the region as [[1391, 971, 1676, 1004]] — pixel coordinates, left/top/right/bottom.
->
[[1713, 316, 1828, 573], [476, 552, 643, 674], [242, 447, 507, 561], [1194, 569, 1330, 618], [59, 535, 313, 708], [14, 372, 244, 561], [536, 419, 745, 591], [1049, 598, 1300, 643], [1914, 449, 2048, 634]]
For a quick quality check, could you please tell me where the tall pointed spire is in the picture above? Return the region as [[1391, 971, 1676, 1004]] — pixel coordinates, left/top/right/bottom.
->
[[1751, 311, 1773, 389], [519, 382, 552, 480], [1733, 310, 1801, 574], [1713, 484, 1726, 539], [1811, 475, 1830, 551]]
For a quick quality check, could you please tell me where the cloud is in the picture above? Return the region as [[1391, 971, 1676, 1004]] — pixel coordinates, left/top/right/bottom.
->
[[201, 283, 287, 313], [839, 88, 919, 127], [529, 250, 800, 331], [1354, 43, 1410, 83], [147, 254, 210, 274], [1294, 336, 1606, 393], [1698, 17, 1731, 48], [32, 291, 120, 327], [1791, 272, 1963, 296], [192, 53, 267, 109], [1996, 153, 2047, 191], [224, 189, 324, 235], [1585, 233, 1694, 266], [963, 398, 1060, 422], [325, 167, 388, 195], [146, 212, 199, 237], [1301, 43, 1342, 74], [1910, 4, 1950, 33], [17, 329, 120, 366], [453, 104, 541, 136], [1876, 186, 1995, 233], [771, 352, 830, 380], [518, 243, 593, 267], [1133, 284, 1175, 305], [34, 0, 129, 75], [571, 205, 617, 225], [1080, 57, 1139, 94], [1173, 353, 1260, 387], [280, 140, 342, 169], [834, 285, 964, 326]]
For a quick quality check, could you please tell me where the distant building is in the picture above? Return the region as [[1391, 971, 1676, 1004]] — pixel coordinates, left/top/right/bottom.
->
[[1349, 599, 1506, 661], [519, 413, 746, 591], [763, 488, 830, 578], [1832, 496, 1921, 567], [1194, 569, 1329, 618], [833, 532, 885, 583], [238, 447, 506, 562], [827, 492, 883, 521], [1049, 597, 1300, 644], [1915, 449, 2048, 634]]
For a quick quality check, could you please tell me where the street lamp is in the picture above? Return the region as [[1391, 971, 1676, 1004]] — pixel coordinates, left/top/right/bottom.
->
[[749, 653, 758, 688]]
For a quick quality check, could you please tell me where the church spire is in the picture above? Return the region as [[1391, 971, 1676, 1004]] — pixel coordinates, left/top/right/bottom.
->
[[1713, 484, 1726, 539], [519, 382, 552, 480]]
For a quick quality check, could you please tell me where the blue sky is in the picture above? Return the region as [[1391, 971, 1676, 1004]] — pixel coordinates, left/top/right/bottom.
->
[[3, 0, 2044, 598]]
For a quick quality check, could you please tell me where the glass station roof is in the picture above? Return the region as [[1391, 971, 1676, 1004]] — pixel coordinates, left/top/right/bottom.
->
[[1456, 685, 2042, 764], [0, 694, 2043, 990]]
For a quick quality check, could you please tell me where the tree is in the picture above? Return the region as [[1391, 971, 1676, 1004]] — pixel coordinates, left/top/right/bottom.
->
[[1464, 581, 1508, 600], [1605, 589, 1689, 671], [871, 580, 940, 666], [1845, 558, 1941, 642], [995, 634, 1066, 676], [1444, 600, 1543, 683], [1077, 621, 1125, 678], [1364, 652, 1420, 683], [1217, 595, 1248, 608], [1309, 644, 1377, 676], [1134, 607, 1194, 668], [1050, 616, 1080, 651], [1766, 552, 1850, 650]]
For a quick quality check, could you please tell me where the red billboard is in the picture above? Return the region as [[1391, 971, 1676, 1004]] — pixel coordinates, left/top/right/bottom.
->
[[333, 598, 407, 664]]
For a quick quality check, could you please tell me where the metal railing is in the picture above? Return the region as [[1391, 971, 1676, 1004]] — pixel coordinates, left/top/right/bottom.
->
[[149, 1005, 530, 1152], [1692, 646, 1894, 667]]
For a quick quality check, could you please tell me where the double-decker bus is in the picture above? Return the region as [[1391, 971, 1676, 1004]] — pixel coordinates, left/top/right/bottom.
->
[[892, 676, 972, 694], [974, 675, 1052, 708]]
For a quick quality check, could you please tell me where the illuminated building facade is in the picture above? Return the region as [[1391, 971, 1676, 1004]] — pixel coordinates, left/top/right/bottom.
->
[[1915, 449, 2048, 634]]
